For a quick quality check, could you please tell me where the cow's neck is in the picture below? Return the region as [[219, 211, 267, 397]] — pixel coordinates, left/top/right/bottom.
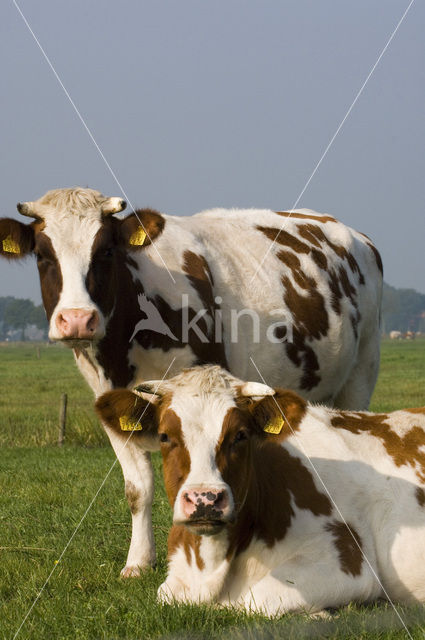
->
[[74, 345, 113, 397], [172, 524, 231, 600], [73, 255, 143, 391], [94, 255, 143, 388], [228, 439, 333, 559]]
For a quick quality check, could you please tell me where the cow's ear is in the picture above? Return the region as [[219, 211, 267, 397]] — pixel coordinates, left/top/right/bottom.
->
[[95, 389, 159, 436], [119, 209, 165, 250], [241, 388, 307, 439], [0, 218, 35, 260]]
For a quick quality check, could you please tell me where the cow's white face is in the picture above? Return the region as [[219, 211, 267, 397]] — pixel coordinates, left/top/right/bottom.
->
[[12, 189, 127, 344], [42, 211, 105, 342], [166, 386, 239, 535], [0, 188, 165, 347]]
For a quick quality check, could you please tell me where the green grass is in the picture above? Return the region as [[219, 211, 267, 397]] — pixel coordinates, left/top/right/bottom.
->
[[1, 341, 425, 639], [0, 343, 105, 447], [370, 338, 425, 412]]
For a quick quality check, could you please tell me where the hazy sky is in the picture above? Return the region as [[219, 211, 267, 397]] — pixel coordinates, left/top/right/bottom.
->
[[1, 1, 424, 303]]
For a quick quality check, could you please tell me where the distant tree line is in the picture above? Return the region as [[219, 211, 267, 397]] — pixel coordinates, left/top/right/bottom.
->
[[0, 296, 48, 341], [382, 283, 425, 334], [1, 282, 425, 340]]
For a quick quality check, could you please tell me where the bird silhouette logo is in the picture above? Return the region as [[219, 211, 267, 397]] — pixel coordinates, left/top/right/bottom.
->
[[129, 294, 178, 342]]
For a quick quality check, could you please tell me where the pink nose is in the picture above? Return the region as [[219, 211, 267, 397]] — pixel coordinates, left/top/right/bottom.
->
[[180, 487, 230, 521], [56, 309, 99, 339]]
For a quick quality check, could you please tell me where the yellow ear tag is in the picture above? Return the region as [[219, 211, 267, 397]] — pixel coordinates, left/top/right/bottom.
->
[[264, 414, 285, 435], [2, 235, 20, 254], [119, 415, 143, 431], [129, 227, 147, 246]]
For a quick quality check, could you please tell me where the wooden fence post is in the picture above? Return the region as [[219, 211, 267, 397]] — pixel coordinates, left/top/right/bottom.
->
[[58, 393, 68, 446]]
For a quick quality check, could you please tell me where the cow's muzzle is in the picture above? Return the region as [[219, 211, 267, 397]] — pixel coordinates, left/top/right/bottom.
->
[[54, 308, 102, 341], [176, 486, 234, 535]]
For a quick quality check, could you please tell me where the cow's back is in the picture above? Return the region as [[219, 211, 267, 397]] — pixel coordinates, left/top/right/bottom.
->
[[134, 207, 382, 406]]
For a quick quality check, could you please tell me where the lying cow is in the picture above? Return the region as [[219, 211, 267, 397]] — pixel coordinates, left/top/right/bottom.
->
[[97, 365, 425, 615], [0, 187, 383, 576]]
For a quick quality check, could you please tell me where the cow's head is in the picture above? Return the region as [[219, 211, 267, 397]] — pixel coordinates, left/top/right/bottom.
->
[[0, 188, 164, 345], [96, 365, 306, 536]]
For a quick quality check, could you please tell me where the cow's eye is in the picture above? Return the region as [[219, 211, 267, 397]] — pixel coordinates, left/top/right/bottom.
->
[[104, 247, 114, 258], [233, 430, 248, 446], [159, 432, 170, 444]]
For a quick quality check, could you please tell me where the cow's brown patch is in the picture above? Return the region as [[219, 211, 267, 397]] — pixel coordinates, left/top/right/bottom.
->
[[276, 250, 301, 272], [125, 480, 141, 515], [311, 248, 328, 270], [282, 275, 328, 340], [276, 211, 337, 224], [331, 412, 425, 483], [297, 225, 323, 249], [297, 224, 365, 285], [285, 329, 321, 391], [281, 275, 328, 390], [34, 232, 63, 320], [415, 487, 425, 507], [325, 520, 363, 576], [159, 408, 192, 506], [167, 524, 205, 571], [325, 266, 361, 337], [367, 243, 383, 275], [86, 218, 120, 318], [405, 407, 425, 415], [95, 253, 144, 386], [182, 251, 228, 369], [183, 250, 215, 314], [338, 265, 356, 301], [226, 442, 332, 558], [327, 268, 343, 314], [276, 251, 317, 291], [277, 246, 328, 276], [257, 226, 311, 255]]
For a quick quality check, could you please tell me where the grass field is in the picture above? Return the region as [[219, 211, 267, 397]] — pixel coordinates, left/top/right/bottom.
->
[[1, 340, 425, 639]]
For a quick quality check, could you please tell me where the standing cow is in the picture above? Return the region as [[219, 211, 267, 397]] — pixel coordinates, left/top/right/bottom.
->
[[0, 187, 383, 576]]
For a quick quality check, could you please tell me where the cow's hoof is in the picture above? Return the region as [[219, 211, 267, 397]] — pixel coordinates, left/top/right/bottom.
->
[[120, 565, 142, 578], [157, 583, 171, 603], [157, 580, 190, 604]]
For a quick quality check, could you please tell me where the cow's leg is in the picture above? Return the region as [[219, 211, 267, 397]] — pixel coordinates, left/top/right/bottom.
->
[[74, 351, 157, 575], [333, 330, 380, 410], [104, 425, 156, 576]]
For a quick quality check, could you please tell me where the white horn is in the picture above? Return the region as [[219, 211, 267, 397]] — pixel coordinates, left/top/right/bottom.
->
[[101, 197, 127, 216], [133, 381, 165, 398], [17, 202, 39, 218], [239, 381, 275, 398]]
